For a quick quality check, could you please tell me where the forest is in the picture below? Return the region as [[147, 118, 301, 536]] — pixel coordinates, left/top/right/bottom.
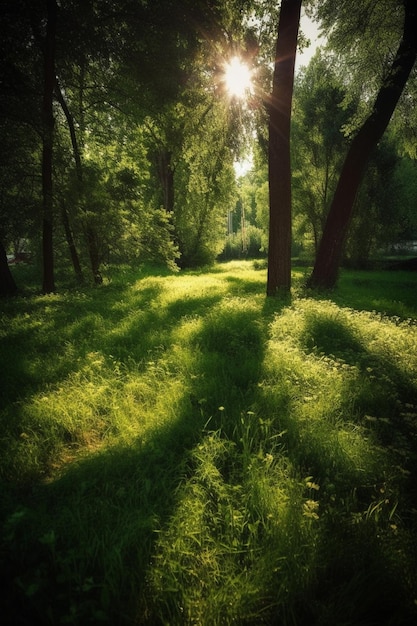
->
[[1, 0, 417, 624], [1, 0, 416, 292]]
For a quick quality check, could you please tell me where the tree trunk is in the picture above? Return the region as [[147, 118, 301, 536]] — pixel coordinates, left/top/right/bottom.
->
[[55, 78, 84, 283], [61, 205, 84, 283], [56, 73, 101, 284], [0, 241, 18, 297], [86, 227, 103, 284], [41, 0, 57, 294], [308, 0, 417, 289], [157, 149, 175, 213], [267, 0, 301, 295]]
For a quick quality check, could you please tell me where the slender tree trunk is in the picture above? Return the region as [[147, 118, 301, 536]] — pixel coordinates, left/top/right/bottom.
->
[[41, 0, 57, 294], [86, 227, 102, 284], [55, 77, 83, 176], [267, 0, 301, 295], [0, 240, 18, 297], [61, 204, 84, 283], [55, 78, 84, 283], [56, 72, 101, 284], [157, 149, 175, 213], [308, 0, 417, 289]]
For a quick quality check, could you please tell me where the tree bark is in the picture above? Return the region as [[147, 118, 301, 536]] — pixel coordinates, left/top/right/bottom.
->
[[0, 241, 18, 297], [61, 204, 84, 283], [157, 149, 175, 214], [308, 0, 417, 289], [41, 0, 57, 294], [55, 78, 84, 283], [267, 0, 301, 295], [87, 226, 103, 285]]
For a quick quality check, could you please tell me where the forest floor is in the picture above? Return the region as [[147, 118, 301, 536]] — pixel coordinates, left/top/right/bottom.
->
[[1, 261, 417, 625]]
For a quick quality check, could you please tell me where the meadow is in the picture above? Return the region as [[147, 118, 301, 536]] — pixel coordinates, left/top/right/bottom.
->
[[1, 261, 417, 625]]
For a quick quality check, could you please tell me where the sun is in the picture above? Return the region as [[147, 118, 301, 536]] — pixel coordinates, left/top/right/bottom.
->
[[223, 56, 252, 99]]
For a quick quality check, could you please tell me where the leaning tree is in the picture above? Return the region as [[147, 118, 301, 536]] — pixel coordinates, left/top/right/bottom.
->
[[308, 0, 417, 288]]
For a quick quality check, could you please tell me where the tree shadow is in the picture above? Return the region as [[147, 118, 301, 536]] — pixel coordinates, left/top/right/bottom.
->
[[1, 286, 282, 624], [299, 310, 417, 511], [327, 269, 417, 318], [301, 312, 417, 414], [285, 310, 417, 625]]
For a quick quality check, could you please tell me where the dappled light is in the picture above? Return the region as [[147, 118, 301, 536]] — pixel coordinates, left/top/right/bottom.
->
[[2, 0, 417, 621], [1, 262, 417, 624]]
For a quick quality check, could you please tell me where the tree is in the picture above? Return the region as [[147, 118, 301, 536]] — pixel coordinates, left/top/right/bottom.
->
[[345, 136, 400, 267], [0, 0, 41, 296], [40, 0, 58, 293], [308, 0, 417, 288], [291, 51, 355, 255], [174, 99, 238, 267], [0, 241, 17, 297], [267, 0, 302, 295]]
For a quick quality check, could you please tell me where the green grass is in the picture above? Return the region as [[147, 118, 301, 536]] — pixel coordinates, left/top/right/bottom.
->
[[1, 261, 417, 625]]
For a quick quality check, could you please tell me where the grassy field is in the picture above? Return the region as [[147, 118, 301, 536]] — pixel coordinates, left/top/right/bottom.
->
[[1, 261, 417, 625]]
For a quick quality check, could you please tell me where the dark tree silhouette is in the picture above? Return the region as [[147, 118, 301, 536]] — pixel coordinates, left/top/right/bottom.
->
[[41, 0, 58, 294], [0, 241, 17, 297]]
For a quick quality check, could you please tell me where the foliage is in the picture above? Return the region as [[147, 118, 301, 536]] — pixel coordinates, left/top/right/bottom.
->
[[390, 154, 417, 243], [345, 135, 401, 268], [312, 0, 407, 109], [291, 51, 352, 255], [307, 0, 417, 288], [174, 101, 238, 267], [1, 0, 266, 292], [221, 224, 265, 260], [1, 261, 417, 624]]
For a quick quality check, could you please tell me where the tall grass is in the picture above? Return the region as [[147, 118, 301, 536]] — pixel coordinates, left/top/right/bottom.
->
[[1, 262, 417, 624]]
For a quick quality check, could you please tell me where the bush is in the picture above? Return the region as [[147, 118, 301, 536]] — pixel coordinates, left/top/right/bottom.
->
[[219, 226, 265, 260]]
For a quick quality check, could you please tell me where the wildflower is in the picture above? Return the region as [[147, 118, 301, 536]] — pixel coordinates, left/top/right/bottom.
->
[[303, 499, 319, 520]]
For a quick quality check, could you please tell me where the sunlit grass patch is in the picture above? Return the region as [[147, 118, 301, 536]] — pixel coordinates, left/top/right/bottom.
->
[[2, 346, 195, 483], [148, 428, 319, 624], [1, 261, 417, 625]]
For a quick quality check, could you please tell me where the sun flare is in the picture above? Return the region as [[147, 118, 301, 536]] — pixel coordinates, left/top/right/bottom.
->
[[223, 57, 252, 99]]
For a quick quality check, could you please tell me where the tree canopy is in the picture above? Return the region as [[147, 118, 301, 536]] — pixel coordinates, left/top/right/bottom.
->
[[1, 0, 417, 296]]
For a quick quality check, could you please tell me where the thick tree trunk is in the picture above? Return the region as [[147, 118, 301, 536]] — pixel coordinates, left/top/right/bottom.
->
[[267, 0, 301, 295], [0, 241, 18, 297], [308, 0, 417, 289], [41, 0, 57, 294]]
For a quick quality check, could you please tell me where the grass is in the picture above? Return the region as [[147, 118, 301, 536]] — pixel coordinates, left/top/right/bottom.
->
[[1, 260, 417, 625]]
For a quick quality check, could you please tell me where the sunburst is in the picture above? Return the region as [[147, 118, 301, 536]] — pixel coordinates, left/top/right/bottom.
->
[[223, 56, 252, 99]]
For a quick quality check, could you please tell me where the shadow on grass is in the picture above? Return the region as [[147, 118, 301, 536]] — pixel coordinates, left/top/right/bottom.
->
[[324, 269, 417, 319], [224, 275, 266, 296], [302, 312, 417, 420], [299, 312, 417, 480], [282, 310, 417, 625], [302, 313, 417, 584], [0, 287, 291, 624]]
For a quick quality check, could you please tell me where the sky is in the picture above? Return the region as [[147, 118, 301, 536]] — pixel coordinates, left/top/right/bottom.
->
[[295, 13, 324, 72], [295, 10, 324, 72]]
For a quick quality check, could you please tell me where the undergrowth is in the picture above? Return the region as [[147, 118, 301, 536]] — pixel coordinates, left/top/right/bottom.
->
[[1, 261, 416, 625]]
